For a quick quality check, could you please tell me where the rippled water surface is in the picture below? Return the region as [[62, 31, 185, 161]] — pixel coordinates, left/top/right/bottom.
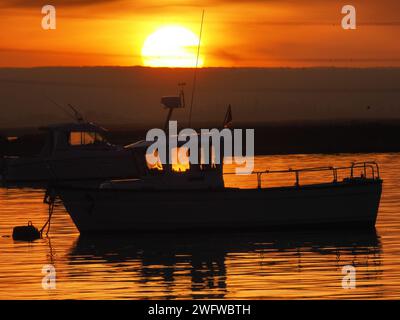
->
[[0, 153, 399, 299]]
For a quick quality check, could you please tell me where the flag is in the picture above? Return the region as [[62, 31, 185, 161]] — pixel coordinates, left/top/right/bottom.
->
[[223, 104, 233, 128]]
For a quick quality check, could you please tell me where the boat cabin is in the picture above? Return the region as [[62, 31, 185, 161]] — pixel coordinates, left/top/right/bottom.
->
[[100, 88, 224, 190], [109, 136, 225, 190], [38, 122, 115, 156]]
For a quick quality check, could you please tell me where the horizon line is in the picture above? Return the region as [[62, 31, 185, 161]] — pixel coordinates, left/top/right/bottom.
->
[[2, 65, 400, 70]]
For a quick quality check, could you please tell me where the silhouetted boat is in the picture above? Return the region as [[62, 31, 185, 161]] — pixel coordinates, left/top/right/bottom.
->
[[54, 139, 382, 233], [0, 122, 138, 187], [53, 92, 383, 233]]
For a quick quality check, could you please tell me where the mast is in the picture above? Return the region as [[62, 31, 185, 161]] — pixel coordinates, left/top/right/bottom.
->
[[188, 10, 205, 128]]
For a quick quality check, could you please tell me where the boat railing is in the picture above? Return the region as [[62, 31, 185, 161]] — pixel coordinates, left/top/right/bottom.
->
[[225, 161, 380, 189]]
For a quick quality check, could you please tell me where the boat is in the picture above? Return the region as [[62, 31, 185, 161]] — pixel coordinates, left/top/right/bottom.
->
[[51, 90, 382, 233], [33, 69, 383, 234], [0, 121, 139, 187], [53, 136, 382, 233]]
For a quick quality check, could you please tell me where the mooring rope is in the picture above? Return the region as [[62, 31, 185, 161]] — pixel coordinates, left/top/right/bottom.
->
[[41, 189, 58, 237]]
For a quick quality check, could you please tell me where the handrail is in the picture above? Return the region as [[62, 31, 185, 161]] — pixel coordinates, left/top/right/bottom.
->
[[350, 161, 380, 179], [224, 161, 380, 189]]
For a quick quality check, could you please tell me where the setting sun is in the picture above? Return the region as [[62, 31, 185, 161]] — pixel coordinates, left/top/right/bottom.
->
[[141, 26, 204, 68]]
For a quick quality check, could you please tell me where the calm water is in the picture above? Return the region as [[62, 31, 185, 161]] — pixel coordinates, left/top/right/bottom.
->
[[0, 153, 399, 299]]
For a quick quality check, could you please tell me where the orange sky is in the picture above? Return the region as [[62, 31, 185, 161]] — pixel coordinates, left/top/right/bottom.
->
[[0, 0, 400, 67]]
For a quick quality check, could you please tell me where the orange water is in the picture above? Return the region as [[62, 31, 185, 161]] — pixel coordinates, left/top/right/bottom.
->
[[0, 153, 399, 299]]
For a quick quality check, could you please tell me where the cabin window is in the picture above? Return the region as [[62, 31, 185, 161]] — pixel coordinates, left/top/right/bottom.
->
[[171, 147, 190, 173], [69, 131, 105, 146]]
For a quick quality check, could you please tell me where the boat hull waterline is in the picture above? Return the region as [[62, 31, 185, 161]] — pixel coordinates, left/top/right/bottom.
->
[[56, 178, 383, 233]]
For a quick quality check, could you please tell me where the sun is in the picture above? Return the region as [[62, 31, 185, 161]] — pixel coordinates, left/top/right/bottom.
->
[[141, 26, 204, 68]]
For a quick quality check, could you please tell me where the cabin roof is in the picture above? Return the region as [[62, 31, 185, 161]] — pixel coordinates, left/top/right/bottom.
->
[[39, 122, 108, 133]]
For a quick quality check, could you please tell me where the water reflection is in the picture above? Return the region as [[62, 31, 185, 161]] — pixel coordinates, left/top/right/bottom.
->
[[68, 230, 381, 299]]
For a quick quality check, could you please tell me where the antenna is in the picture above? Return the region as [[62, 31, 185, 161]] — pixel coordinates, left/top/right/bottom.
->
[[178, 82, 186, 108], [67, 104, 85, 123], [188, 9, 205, 128], [44, 96, 85, 123], [45, 96, 76, 122]]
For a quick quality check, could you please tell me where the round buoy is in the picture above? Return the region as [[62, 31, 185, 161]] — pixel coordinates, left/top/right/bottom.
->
[[12, 221, 41, 241]]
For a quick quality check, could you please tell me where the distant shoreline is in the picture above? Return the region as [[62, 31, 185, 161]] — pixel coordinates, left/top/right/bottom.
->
[[2, 66, 400, 134], [2, 120, 400, 156]]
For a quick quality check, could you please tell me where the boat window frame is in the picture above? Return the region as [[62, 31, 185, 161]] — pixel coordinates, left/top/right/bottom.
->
[[68, 131, 107, 147]]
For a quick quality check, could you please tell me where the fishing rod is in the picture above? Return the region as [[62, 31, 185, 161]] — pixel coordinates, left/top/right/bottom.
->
[[45, 96, 85, 123], [45, 96, 76, 122]]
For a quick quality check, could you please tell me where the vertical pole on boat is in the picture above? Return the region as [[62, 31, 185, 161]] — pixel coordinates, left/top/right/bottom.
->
[[188, 9, 205, 128], [350, 162, 354, 178], [164, 108, 174, 132], [363, 162, 367, 177], [257, 172, 262, 189]]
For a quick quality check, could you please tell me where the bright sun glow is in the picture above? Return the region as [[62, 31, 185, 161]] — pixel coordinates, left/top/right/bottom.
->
[[141, 26, 204, 68]]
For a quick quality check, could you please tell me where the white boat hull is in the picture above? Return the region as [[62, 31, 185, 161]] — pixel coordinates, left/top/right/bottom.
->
[[56, 178, 382, 234]]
